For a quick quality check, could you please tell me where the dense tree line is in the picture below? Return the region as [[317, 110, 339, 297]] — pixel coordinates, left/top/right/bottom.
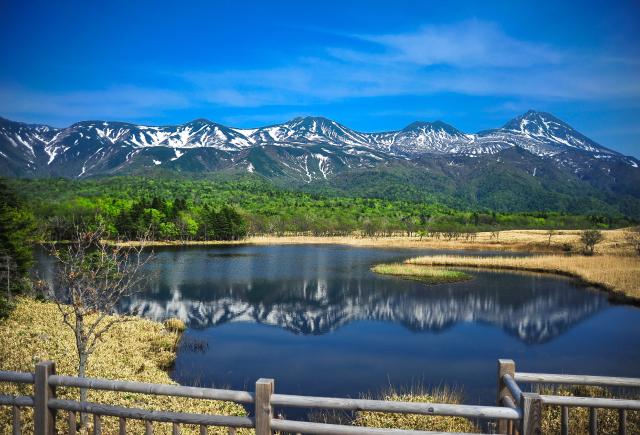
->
[[6, 176, 636, 243], [48, 195, 247, 242]]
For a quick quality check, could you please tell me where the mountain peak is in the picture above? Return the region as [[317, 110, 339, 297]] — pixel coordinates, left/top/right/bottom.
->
[[187, 118, 215, 126], [289, 115, 335, 125], [402, 121, 464, 137], [504, 110, 562, 129], [499, 110, 618, 156]]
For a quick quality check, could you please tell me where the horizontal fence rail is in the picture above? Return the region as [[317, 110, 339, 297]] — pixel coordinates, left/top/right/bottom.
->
[[539, 395, 640, 410], [49, 374, 255, 403], [515, 372, 640, 388], [271, 419, 484, 435], [2, 360, 639, 434], [0, 371, 34, 384], [0, 394, 34, 407], [271, 393, 522, 420], [49, 398, 256, 427]]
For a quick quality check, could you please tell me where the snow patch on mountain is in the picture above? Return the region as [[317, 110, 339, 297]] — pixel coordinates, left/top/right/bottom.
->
[[0, 111, 637, 180]]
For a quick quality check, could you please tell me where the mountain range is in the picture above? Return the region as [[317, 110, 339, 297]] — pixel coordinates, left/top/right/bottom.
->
[[1, 110, 639, 215]]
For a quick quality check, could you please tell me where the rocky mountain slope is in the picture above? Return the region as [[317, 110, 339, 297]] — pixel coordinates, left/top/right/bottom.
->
[[1, 110, 638, 215]]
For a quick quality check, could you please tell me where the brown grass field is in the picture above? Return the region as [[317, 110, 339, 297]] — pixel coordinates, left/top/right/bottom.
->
[[407, 254, 639, 300], [119, 228, 633, 255]]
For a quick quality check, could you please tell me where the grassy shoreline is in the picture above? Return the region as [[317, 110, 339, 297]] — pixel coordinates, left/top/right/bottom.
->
[[114, 229, 640, 301], [0, 298, 249, 434], [406, 254, 640, 302], [112, 228, 634, 254]]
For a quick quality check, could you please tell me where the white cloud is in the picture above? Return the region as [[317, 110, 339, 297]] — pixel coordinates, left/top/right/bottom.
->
[[338, 20, 563, 68], [0, 85, 190, 125]]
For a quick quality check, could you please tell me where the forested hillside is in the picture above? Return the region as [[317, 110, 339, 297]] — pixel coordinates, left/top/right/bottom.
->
[[7, 176, 634, 242]]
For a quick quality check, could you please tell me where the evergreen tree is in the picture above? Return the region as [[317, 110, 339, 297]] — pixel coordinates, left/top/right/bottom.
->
[[0, 178, 36, 305]]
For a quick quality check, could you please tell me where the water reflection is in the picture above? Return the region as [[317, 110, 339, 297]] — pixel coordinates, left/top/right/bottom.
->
[[109, 245, 609, 344]]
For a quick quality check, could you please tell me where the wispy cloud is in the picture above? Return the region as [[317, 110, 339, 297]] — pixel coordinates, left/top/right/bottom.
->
[[2, 19, 639, 123], [179, 20, 640, 107], [334, 20, 563, 68], [0, 85, 190, 125]]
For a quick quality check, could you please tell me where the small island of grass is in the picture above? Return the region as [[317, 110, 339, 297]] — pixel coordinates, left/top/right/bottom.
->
[[372, 263, 472, 284]]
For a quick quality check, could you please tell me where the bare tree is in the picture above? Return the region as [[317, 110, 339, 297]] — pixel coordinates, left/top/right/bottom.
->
[[41, 226, 152, 428], [0, 253, 17, 300], [490, 230, 500, 241], [547, 229, 556, 246], [580, 229, 604, 255]]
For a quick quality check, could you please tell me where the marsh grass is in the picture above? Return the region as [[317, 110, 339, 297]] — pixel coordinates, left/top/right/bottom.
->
[[114, 228, 639, 256], [406, 254, 640, 300], [308, 385, 478, 433], [372, 263, 472, 284], [0, 298, 249, 434], [163, 317, 187, 333]]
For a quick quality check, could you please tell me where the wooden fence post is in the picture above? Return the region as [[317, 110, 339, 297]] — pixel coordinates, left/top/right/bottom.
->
[[34, 361, 56, 435], [497, 359, 515, 434], [520, 392, 542, 435], [255, 378, 274, 435]]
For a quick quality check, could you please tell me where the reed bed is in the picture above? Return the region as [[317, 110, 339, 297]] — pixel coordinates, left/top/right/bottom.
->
[[115, 229, 637, 257], [407, 254, 640, 300]]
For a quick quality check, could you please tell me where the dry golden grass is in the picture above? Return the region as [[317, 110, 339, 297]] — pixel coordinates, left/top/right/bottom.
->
[[407, 254, 640, 300], [163, 317, 187, 333], [0, 298, 250, 434], [115, 229, 638, 256], [354, 387, 478, 433], [371, 263, 472, 284]]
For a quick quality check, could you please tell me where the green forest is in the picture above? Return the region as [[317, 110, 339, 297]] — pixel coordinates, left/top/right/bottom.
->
[[4, 176, 635, 243]]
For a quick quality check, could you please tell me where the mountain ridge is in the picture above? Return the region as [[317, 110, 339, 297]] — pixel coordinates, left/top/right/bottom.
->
[[1, 110, 639, 216], [0, 110, 637, 176]]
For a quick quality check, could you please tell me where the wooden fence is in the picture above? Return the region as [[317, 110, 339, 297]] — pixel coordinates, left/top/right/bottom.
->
[[497, 359, 640, 435], [0, 359, 638, 434]]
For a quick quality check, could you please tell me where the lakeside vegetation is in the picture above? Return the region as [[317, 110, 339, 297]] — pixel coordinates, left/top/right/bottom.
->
[[406, 253, 640, 300], [0, 298, 248, 434], [371, 263, 472, 284], [354, 388, 478, 432]]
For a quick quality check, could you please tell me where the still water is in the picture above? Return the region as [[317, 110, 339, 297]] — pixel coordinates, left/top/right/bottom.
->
[[37, 244, 640, 405]]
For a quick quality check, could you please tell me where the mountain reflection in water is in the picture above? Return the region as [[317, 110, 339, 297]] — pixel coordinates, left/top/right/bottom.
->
[[113, 245, 608, 344]]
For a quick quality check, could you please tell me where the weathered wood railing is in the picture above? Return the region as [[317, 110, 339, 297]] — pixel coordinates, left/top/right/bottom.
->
[[2, 359, 638, 434], [2, 361, 518, 434], [498, 359, 640, 435], [1, 361, 255, 434]]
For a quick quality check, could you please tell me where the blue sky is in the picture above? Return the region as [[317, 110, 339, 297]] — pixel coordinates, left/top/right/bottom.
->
[[1, 0, 639, 156]]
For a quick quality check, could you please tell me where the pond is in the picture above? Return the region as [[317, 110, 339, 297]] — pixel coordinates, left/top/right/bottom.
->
[[36, 244, 640, 407]]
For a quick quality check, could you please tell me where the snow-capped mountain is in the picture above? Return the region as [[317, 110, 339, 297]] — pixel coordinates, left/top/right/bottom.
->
[[1, 110, 639, 215], [1, 110, 635, 180]]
